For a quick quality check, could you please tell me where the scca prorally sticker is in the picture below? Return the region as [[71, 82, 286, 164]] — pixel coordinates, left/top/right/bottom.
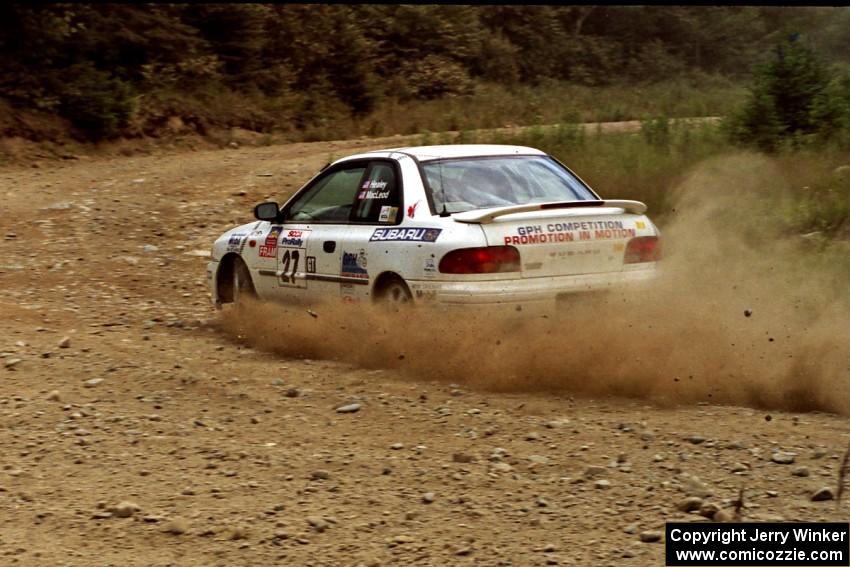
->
[[370, 227, 442, 242], [280, 228, 309, 248]]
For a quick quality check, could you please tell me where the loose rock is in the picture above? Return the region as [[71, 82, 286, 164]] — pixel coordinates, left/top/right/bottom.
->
[[771, 452, 795, 465], [811, 487, 835, 502], [336, 403, 361, 414]]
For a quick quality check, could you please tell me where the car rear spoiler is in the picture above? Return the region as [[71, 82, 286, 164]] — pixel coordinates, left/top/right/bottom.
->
[[452, 200, 647, 224]]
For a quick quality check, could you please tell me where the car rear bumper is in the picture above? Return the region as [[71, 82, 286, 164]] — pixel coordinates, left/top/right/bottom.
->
[[409, 264, 657, 306]]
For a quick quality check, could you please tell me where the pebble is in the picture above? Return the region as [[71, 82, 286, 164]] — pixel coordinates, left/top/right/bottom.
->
[[713, 509, 734, 523], [285, 388, 300, 398], [676, 496, 703, 512], [46, 390, 61, 401], [421, 492, 435, 504], [594, 480, 611, 490], [307, 516, 329, 532], [452, 453, 476, 463], [491, 462, 513, 473], [771, 452, 795, 465], [163, 517, 189, 534], [639, 531, 661, 543], [584, 465, 606, 478], [4, 358, 22, 369], [791, 466, 810, 477], [699, 502, 720, 519], [310, 470, 330, 480], [390, 443, 404, 450], [84, 378, 104, 388], [108, 501, 140, 518], [811, 487, 835, 502], [528, 455, 550, 466], [228, 525, 248, 540], [685, 435, 706, 445], [58, 336, 71, 348], [336, 403, 361, 413]]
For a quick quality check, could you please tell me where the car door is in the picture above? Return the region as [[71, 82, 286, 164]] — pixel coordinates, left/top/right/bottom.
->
[[275, 162, 369, 303], [341, 159, 405, 303]]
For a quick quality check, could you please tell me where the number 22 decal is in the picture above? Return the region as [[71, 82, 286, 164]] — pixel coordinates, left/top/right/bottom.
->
[[280, 249, 299, 285]]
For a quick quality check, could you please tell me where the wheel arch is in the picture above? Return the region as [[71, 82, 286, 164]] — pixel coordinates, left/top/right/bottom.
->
[[371, 271, 410, 301]]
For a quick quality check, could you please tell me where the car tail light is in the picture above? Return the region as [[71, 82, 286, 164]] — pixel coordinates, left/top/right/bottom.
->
[[624, 236, 661, 264], [439, 246, 521, 274]]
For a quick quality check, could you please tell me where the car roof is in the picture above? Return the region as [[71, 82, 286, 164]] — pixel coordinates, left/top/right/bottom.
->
[[333, 144, 547, 164]]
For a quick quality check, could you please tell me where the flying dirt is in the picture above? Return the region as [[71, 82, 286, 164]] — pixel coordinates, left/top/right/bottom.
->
[[223, 152, 850, 416], [1, 140, 849, 566]]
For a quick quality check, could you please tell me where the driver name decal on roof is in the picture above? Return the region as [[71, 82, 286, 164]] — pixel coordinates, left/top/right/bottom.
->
[[357, 179, 390, 200], [504, 221, 637, 245], [369, 228, 442, 242]]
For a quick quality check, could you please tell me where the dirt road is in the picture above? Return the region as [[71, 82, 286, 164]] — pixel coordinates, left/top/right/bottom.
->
[[1, 138, 848, 566]]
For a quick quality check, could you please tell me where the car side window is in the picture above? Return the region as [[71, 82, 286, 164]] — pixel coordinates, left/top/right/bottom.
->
[[285, 165, 367, 222], [352, 162, 401, 224]]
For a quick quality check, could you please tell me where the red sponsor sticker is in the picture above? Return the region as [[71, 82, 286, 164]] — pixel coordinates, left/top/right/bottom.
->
[[259, 245, 276, 258]]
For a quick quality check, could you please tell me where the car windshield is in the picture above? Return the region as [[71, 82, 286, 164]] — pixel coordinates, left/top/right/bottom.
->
[[423, 155, 597, 214]]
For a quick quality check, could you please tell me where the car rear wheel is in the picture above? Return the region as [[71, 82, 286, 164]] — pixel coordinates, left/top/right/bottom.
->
[[375, 277, 412, 308]]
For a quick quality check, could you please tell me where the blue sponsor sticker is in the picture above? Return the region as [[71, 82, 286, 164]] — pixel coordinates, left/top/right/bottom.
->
[[370, 227, 442, 242], [341, 250, 368, 280]]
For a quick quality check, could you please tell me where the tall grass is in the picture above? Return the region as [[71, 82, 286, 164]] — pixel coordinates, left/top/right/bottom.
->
[[351, 78, 745, 139], [420, 120, 850, 285]]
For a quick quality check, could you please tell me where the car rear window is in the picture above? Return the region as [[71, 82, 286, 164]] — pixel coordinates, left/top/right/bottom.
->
[[423, 156, 596, 214]]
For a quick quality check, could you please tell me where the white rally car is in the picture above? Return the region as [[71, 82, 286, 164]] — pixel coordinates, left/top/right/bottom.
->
[[207, 144, 660, 309]]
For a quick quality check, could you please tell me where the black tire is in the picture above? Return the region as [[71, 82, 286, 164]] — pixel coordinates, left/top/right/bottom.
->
[[375, 276, 412, 308], [232, 258, 257, 306]]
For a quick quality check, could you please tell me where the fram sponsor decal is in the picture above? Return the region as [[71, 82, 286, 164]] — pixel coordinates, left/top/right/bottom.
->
[[504, 221, 637, 245], [259, 245, 276, 258], [370, 227, 442, 242]]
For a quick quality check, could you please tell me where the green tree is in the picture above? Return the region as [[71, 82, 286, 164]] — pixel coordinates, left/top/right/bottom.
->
[[728, 36, 847, 150]]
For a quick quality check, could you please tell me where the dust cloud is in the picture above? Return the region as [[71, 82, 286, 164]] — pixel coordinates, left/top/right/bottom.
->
[[221, 153, 850, 415]]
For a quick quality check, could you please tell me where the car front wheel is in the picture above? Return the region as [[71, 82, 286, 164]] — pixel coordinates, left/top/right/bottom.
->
[[232, 258, 257, 306]]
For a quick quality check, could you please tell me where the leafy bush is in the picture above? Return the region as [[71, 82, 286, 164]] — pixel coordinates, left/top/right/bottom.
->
[[727, 36, 849, 151], [58, 63, 135, 140]]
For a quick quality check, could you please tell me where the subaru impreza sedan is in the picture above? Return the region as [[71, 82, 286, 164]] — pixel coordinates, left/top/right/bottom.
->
[[207, 144, 660, 309]]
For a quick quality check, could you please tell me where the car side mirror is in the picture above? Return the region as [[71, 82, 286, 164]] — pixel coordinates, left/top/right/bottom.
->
[[254, 201, 279, 221]]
